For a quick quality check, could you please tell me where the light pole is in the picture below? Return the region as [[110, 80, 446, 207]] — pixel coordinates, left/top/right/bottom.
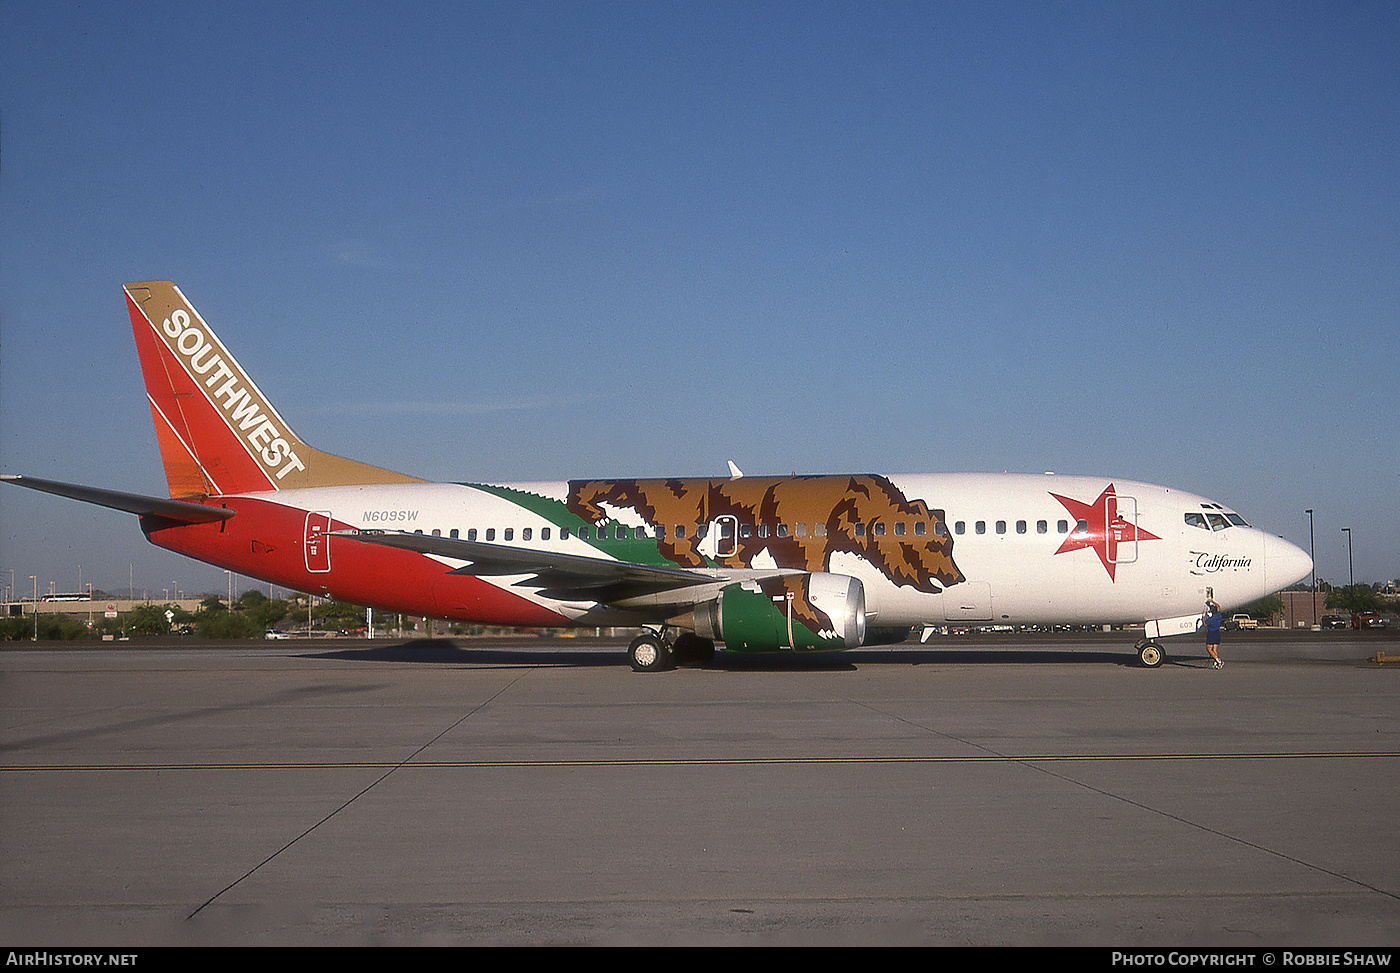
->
[[1342, 527, 1354, 589], [1306, 509, 1316, 626]]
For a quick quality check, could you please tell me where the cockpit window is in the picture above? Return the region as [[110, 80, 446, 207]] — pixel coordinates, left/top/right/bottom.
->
[[1187, 510, 1250, 530]]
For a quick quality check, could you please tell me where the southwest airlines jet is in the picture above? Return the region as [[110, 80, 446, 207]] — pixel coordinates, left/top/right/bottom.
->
[[3, 282, 1313, 670]]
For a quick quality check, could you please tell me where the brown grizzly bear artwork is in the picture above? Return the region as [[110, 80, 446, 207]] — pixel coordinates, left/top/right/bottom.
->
[[565, 474, 964, 594]]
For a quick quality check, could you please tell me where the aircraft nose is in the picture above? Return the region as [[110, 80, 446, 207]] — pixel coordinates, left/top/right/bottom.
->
[[1263, 534, 1312, 592]]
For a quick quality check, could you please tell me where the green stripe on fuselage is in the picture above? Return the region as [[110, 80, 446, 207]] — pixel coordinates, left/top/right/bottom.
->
[[461, 482, 694, 568]]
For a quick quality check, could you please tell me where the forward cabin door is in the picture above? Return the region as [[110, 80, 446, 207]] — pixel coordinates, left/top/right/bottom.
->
[[1111, 493, 1140, 567]]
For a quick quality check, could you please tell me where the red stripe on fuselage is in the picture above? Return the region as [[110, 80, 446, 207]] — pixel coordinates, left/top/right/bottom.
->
[[142, 495, 569, 625]]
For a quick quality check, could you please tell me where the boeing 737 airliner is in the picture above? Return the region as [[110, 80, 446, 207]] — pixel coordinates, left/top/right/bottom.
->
[[2, 281, 1313, 670]]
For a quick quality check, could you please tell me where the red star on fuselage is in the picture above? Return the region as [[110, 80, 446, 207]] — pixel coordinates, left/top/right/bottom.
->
[[1050, 483, 1161, 581]]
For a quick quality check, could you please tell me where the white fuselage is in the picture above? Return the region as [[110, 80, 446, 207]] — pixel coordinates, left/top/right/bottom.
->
[[212, 472, 1310, 632]]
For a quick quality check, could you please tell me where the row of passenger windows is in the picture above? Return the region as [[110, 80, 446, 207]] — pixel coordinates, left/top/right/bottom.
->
[[957, 519, 1084, 536], [412, 518, 1092, 542]]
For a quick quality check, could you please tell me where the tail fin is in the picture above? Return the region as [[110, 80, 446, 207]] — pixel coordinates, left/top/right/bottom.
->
[[125, 281, 423, 497]]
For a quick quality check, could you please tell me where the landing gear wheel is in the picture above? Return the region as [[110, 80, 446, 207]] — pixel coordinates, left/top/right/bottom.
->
[[628, 634, 673, 673], [1138, 641, 1165, 668]]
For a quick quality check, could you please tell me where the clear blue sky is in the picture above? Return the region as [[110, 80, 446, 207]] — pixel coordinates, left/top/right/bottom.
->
[[2, 0, 1396, 598]]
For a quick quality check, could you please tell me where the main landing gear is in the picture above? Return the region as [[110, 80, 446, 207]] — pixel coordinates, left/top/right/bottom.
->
[[1135, 639, 1166, 668], [627, 629, 716, 672], [627, 632, 670, 672]]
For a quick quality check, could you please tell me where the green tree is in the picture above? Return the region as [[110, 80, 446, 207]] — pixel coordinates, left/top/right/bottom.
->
[[194, 595, 257, 638], [1326, 584, 1384, 614], [312, 598, 368, 631], [239, 590, 289, 631], [124, 603, 173, 636], [0, 616, 32, 640], [34, 614, 93, 640], [1232, 594, 1283, 624]]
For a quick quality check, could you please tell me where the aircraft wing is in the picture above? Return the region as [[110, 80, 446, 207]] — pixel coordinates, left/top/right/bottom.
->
[[332, 529, 723, 604], [1, 474, 235, 525]]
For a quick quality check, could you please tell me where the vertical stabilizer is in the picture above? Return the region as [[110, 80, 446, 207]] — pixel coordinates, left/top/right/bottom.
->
[[125, 281, 422, 497]]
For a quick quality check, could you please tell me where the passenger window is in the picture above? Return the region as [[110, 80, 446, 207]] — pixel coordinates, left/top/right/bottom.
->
[[894, 522, 905, 537], [1036, 520, 1047, 534], [796, 524, 808, 538], [915, 522, 926, 536], [450, 529, 459, 539], [522, 527, 532, 541], [776, 524, 788, 538], [955, 521, 965, 535], [996, 521, 1007, 535], [468, 529, 477, 541], [561, 527, 570, 540], [976, 521, 986, 535], [578, 527, 589, 539], [1016, 520, 1027, 534], [853, 523, 865, 537], [675, 525, 686, 539], [872, 522, 884, 537], [934, 522, 946, 536], [432, 529, 441, 536], [485, 528, 495, 541], [1058, 520, 1069, 534], [504, 528, 513, 541], [814, 524, 826, 538], [541, 528, 551, 541], [1075, 519, 1088, 534]]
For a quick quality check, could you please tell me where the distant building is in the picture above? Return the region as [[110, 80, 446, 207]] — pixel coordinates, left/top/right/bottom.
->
[[1281, 590, 1324, 628]]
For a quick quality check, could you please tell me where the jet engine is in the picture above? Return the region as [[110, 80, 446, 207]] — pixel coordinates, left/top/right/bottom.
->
[[688, 572, 866, 652]]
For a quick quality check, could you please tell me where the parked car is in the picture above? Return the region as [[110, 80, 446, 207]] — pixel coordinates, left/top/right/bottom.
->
[[1230, 614, 1259, 630], [1320, 615, 1348, 630], [1353, 613, 1387, 630]]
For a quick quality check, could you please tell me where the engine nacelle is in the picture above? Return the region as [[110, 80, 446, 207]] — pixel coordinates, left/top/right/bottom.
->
[[691, 573, 866, 652]]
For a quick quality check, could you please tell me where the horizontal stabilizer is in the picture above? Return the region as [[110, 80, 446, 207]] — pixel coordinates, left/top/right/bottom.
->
[[1, 474, 234, 525]]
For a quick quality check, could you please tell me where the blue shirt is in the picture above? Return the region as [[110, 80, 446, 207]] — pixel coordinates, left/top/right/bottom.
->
[[1206, 611, 1223, 638]]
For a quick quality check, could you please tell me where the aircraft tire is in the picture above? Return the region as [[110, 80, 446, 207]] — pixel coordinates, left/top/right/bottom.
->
[[628, 634, 673, 673], [1138, 642, 1165, 668]]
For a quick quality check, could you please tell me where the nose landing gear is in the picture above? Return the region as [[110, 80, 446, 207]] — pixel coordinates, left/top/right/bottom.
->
[[1135, 639, 1165, 668]]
